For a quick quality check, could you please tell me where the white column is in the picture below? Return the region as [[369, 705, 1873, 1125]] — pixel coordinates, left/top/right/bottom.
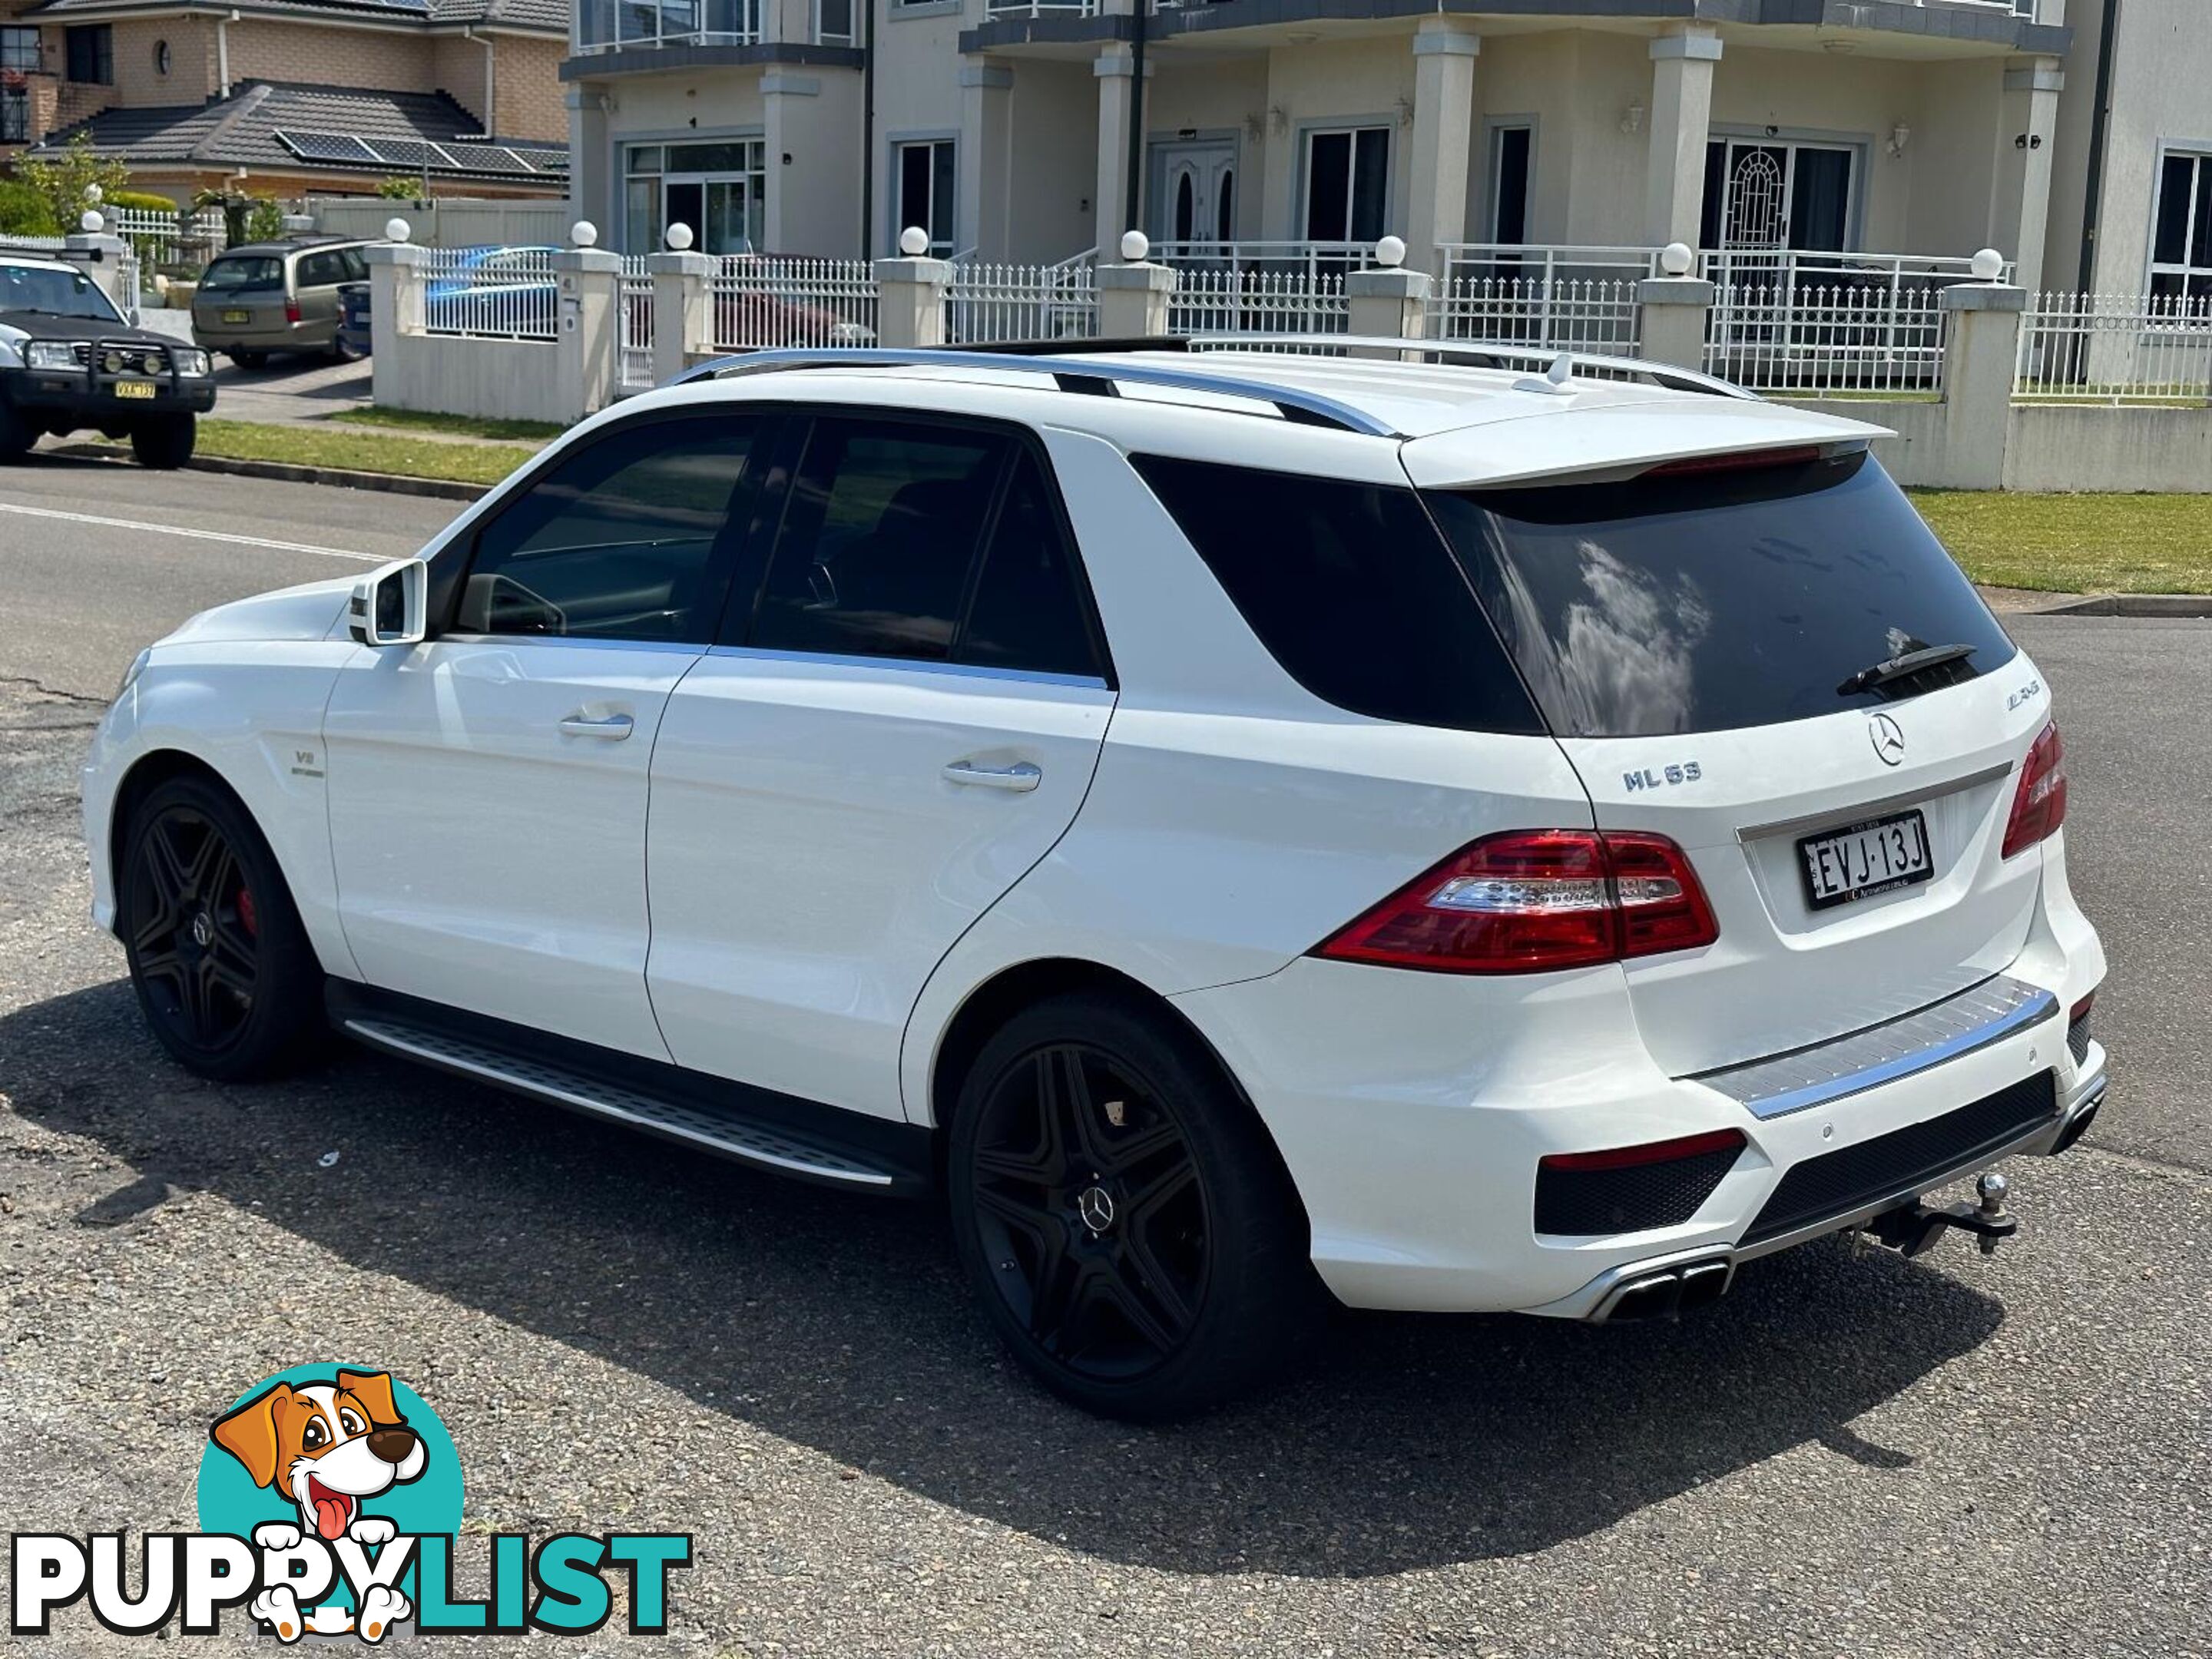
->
[[61, 232, 133, 318], [1939, 278, 2027, 490], [1346, 264, 1431, 357], [874, 255, 952, 347], [1406, 24, 1479, 275], [1095, 255, 1174, 338], [959, 59, 1014, 260], [648, 250, 714, 382], [551, 246, 623, 422], [1644, 26, 1721, 248], [1636, 273, 1714, 372], [1992, 56, 2064, 289], [1093, 45, 1147, 257], [566, 85, 613, 247]]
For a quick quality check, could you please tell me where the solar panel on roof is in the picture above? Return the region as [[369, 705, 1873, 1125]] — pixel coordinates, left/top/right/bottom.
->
[[366, 137, 452, 170], [511, 149, 569, 174], [276, 130, 379, 163], [438, 144, 529, 174]]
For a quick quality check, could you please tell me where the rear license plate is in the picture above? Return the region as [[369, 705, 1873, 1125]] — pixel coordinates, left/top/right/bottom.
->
[[1798, 810, 1933, 910], [221, 309, 250, 324], [113, 379, 155, 399]]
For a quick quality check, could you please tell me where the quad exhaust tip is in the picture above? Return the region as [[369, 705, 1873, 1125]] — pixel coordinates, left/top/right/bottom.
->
[[1595, 1257, 1734, 1323]]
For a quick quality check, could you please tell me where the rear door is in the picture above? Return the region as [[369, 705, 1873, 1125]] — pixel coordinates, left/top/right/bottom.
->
[[644, 412, 1114, 1120], [1427, 449, 2048, 1075]]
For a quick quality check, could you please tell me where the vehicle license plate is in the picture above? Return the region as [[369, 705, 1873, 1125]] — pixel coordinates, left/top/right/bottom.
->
[[114, 379, 155, 399], [1798, 810, 1933, 910], [222, 309, 250, 324]]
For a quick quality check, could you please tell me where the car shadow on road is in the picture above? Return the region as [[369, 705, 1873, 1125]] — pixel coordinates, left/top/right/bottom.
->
[[4, 979, 2004, 1578]]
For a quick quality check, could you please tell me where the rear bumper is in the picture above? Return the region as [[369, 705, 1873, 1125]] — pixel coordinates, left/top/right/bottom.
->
[[194, 319, 329, 350], [1171, 842, 2106, 1316]]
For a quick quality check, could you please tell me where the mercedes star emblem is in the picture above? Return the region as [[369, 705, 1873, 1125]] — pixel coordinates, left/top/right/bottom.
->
[[1076, 1185, 1115, 1233], [1869, 712, 1906, 767]]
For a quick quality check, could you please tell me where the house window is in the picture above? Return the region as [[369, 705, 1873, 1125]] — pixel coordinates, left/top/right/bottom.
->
[[625, 139, 767, 254], [1700, 137, 1856, 252], [64, 24, 111, 85], [2151, 152, 2212, 310], [1303, 126, 1389, 243], [1, 26, 38, 71], [895, 138, 955, 255], [816, 0, 854, 42], [1488, 124, 1532, 243]]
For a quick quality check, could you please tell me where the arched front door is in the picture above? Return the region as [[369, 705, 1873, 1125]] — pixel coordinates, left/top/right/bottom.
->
[[1147, 139, 1237, 251]]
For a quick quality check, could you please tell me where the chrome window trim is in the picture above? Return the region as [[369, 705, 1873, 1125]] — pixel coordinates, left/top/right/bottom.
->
[[1734, 760, 2015, 843], [1690, 974, 2059, 1121], [703, 642, 1111, 692], [435, 632, 710, 654]]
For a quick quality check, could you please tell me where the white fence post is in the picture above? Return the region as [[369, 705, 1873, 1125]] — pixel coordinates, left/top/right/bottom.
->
[[1345, 267, 1431, 356], [1941, 257, 2028, 490], [648, 250, 714, 380], [1096, 232, 1175, 339], [62, 228, 135, 320], [552, 243, 624, 422], [366, 243, 429, 411], [874, 240, 951, 348]]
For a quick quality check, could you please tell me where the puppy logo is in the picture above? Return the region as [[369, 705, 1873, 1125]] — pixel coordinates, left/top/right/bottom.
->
[[212, 1369, 427, 1545]]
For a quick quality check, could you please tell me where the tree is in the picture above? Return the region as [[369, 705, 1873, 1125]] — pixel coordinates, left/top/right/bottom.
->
[[15, 134, 131, 231], [0, 178, 61, 237], [191, 187, 286, 248]]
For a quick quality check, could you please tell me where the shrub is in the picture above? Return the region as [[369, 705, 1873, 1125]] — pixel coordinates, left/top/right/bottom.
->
[[108, 189, 183, 216], [0, 178, 62, 237]]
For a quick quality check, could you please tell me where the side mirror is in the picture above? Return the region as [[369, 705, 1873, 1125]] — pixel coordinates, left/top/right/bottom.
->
[[348, 558, 429, 647]]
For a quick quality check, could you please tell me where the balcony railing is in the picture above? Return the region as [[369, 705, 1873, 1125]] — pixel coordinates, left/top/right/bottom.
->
[[576, 0, 763, 52]]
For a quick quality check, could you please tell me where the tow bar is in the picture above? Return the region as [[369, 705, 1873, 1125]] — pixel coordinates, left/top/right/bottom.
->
[[1863, 1172, 2018, 1259]]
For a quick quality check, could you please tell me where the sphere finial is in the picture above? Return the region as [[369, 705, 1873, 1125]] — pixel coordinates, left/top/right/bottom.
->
[[1119, 230, 1149, 263], [1660, 241, 1695, 277], [1971, 247, 2005, 281], [570, 220, 599, 248], [899, 225, 929, 257]]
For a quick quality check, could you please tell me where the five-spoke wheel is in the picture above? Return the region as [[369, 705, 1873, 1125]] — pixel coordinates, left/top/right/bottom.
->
[[949, 992, 1319, 1419], [121, 775, 323, 1079]]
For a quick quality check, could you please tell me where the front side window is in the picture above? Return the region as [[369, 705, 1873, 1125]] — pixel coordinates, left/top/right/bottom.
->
[[750, 417, 1005, 663], [895, 139, 955, 255], [2151, 151, 2212, 311], [1132, 455, 1540, 734], [64, 24, 111, 84], [1303, 126, 1389, 243], [457, 415, 761, 643], [1426, 451, 2017, 738]]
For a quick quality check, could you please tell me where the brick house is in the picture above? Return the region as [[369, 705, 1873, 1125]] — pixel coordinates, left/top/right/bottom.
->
[[2, 0, 571, 203]]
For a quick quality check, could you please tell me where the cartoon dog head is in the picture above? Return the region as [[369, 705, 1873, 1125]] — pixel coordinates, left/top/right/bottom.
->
[[210, 1370, 427, 1541]]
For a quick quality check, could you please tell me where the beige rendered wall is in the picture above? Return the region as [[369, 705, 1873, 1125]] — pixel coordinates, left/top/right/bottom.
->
[[1257, 35, 1412, 241], [1005, 58, 1099, 260], [1142, 52, 1267, 243], [764, 68, 864, 257], [870, 4, 964, 254]]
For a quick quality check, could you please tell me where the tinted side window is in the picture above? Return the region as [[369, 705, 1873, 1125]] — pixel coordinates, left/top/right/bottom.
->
[[1131, 455, 1543, 734], [339, 247, 370, 282], [750, 417, 1004, 662], [458, 415, 759, 644], [296, 252, 343, 287], [956, 449, 1101, 679]]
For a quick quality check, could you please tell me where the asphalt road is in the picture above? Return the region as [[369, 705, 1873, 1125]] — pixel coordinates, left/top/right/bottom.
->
[[2, 459, 2209, 1657]]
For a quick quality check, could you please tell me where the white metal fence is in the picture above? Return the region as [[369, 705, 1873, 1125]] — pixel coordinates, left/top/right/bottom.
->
[[419, 245, 558, 340], [710, 256, 878, 350], [105, 206, 226, 275], [1167, 268, 1348, 336], [945, 260, 1098, 344], [1151, 240, 1366, 286], [619, 255, 655, 390], [1707, 280, 1947, 395], [1427, 276, 1642, 355], [2015, 292, 2212, 404]]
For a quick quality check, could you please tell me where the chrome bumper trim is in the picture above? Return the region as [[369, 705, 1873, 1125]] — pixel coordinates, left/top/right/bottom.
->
[[1689, 975, 2060, 1121]]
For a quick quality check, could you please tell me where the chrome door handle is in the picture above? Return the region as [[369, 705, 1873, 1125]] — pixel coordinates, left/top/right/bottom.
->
[[558, 713, 634, 740], [942, 760, 1041, 793]]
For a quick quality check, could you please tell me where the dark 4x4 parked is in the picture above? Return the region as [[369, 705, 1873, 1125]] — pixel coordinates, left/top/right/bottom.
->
[[0, 250, 215, 468]]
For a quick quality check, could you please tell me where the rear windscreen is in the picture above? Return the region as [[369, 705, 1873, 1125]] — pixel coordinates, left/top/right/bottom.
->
[[200, 257, 283, 293], [1425, 452, 2017, 738]]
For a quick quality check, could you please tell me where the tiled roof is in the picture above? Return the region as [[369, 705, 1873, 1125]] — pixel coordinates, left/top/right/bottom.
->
[[23, 0, 566, 33], [29, 81, 568, 182]]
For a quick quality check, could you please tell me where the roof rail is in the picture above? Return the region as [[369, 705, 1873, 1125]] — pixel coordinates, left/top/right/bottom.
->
[[1181, 334, 1760, 400], [670, 346, 1401, 436]]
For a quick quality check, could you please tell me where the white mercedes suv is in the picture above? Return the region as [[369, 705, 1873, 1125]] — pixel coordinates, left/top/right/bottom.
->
[[81, 340, 2108, 1418]]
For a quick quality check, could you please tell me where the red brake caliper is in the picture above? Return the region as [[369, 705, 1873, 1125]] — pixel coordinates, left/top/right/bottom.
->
[[237, 887, 258, 939]]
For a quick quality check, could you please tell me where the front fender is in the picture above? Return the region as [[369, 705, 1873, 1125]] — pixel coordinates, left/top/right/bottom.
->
[[84, 642, 364, 982]]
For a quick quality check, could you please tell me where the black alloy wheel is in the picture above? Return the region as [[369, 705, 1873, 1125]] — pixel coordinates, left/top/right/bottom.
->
[[969, 1041, 1211, 1380], [127, 802, 260, 1055], [121, 776, 324, 1080], [949, 992, 1320, 1419]]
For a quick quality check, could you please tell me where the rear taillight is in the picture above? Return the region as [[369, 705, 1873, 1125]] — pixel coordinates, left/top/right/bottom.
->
[[1540, 1128, 1747, 1174], [1312, 828, 1718, 975], [2002, 720, 2068, 858], [285, 299, 303, 324]]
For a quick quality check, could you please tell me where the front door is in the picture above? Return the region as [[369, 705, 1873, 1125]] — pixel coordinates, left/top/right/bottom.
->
[[1148, 140, 1236, 249], [646, 413, 1114, 1121], [323, 409, 770, 1060]]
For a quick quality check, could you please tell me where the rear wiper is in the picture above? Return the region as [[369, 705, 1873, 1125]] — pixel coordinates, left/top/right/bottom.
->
[[1836, 641, 1978, 697]]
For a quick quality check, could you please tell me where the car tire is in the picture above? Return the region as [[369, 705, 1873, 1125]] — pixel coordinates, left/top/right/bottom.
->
[[0, 399, 36, 461], [131, 415, 197, 470], [328, 335, 365, 364], [119, 774, 326, 1081], [946, 990, 1322, 1420], [230, 350, 270, 371]]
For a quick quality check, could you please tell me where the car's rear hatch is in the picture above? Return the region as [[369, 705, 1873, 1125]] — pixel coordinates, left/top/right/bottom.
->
[[1419, 444, 2051, 1077], [192, 254, 291, 341]]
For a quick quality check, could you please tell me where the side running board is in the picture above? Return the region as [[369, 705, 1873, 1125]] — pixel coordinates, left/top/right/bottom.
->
[[342, 1017, 906, 1192]]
